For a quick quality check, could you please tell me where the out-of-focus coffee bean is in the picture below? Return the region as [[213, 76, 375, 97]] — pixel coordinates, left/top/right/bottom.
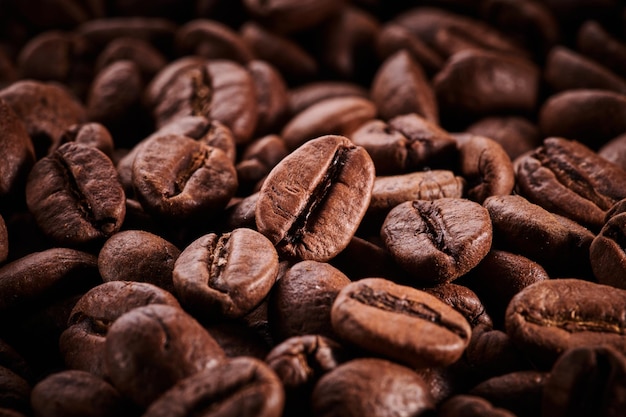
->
[[577, 20, 626, 79], [439, 394, 516, 417], [0, 366, 30, 414], [104, 304, 225, 407], [515, 137, 626, 230], [538, 89, 626, 146], [242, 0, 345, 35], [590, 210, 626, 289], [505, 279, 626, 367], [256, 135, 375, 262], [76, 17, 177, 51], [311, 358, 435, 417], [332, 278, 471, 368], [542, 346, 626, 417], [94, 37, 167, 80], [26, 142, 126, 247], [466, 116, 541, 161], [281, 96, 376, 150], [371, 50, 438, 123], [381, 198, 492, 284], [544, 46, 626, 94], [599, 132, 626, 170], [30, 370, 129, 417], [59, 281, 180, 378], [247, 60, 289, 136], [175, 19, 253, 63], [269, 261, 350, 341], [173, 228, 279, 321]]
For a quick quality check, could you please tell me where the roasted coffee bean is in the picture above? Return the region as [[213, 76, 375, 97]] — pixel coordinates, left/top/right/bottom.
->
[[424, 283, 493, 329], [242, 0, 344, 35], [240, 22, 318, 84], [515, 137, 626, 230], [0, 98, 34, 204], [599, 132, 626, 171], [142, 356, 285, 417], [0, 340, 30, 382], [577, 20, 626, 79], [175, 19, 253, 63], [269, 261, 350, 341], [371, 50, 438, 123], [434, 50, 539, 123], [132, 134, 237, 221], [332, 278, 472, 368], [247, 60, 289, 137], [538, 89, 626, 146], [236, 135, 289, 192], [76, 17, 176, 50], [454, 134, 514, 204], [105, 304, 225, 407], [542, 346, 626, 417], [223, 192, 260, 231], [350, 113, 457, 175], [461, 250, 549, 328], [287, 81, 369, 117], [469, 370, 548, 417], [590, 210, 626, 289], [330, 235, 406, 281], [25, 142, 125, 247], [545, 46, 626, 94], [381, 198, 492, 284], [60, 281, 180, 378], [94, 37, 167, 80], [367, 170, 465, 218], [30, 370, 129, 417], [438, 394, 516, 417], [173, 228, 279, 321], [311, 358, 435, 417], [281, 96, 377, 150], [375, 23, 444, 76], [0, 80, 86, 159], [0, 366, 30, 414], [55, 123, 114, 159], [16, 31, 77, 83], [466, 116, 541, 161], [266, 335, 347, 390], [505, 279, 626, 367], [98, 230, 180, 292], [256, 135, 375, 262], [148, 58, 258, 144]]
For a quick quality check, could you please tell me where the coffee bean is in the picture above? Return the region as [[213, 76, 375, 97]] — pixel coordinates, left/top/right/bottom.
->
[[350, 113, 457, 175], [242, 0, 344, 35], [175, 19, 254, 63], [311, 358, 435, 417], [466, 116, 541, 161], [94, 37, 167, 80], [505, 279, 626, 367], [515, 137, 626, 230], [424, 283, 493, 329], [236, 135, 289, 193], [26, 142, 126, 247], [598, 132, 626, 171], [542, 346, 626, 417], [590, 210, 626, 289], [269, 260, 350, 341], [142, 356, 285, 417], [381, 198, 492, 284], [332, 278, 471, 368], [30, 370, 129, 417], [281, 96, 376, 150], [256, 135, 375, 262], [56, 122, 114, 159], [247, 59, 289, 137], [60, 281, 180, 378], [287, 81, 368, 117], [0, 366, 30, 414], [173, 228, 279, 320], [105, 304, 225, 407], [132, 134, 237, 221], [439, 394, 516, 417], [577, 20, 626, 79], [0, 98, 34, 204], [371, 49, 438, 123], [76, 17, 176, 50]]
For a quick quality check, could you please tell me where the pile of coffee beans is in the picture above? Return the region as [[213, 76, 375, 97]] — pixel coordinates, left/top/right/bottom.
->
[[1, 0, 626, 416]]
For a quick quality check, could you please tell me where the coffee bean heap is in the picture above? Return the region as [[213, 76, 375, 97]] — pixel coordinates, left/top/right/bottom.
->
[[1, 1, 626, 416]]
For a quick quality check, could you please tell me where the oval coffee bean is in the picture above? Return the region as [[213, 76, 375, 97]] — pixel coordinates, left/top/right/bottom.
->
[[505, 279, 626, 366], [542, 346, 626, 417], [142, 356, 285, 417], [286, 81, 368, 116], [577, 20, 626, 80], [311, 358, 435, 417], [0, 98, 34, 202], [331, 278, 472, 368], [439, 394, 516, 417], [105, 304, 225, 407], [381, 198, 492, 284], [268, 260, 351, 341], [242, 0, 343, 35], [59, 281, 180, 378], [423, 283, 493, 329], [173, 228, 279, 321], [590, 211, 626, 289], [515, 137, 626, 230], [256, 135, 375, 262], [174, 19, 253, 64], [132, 134, 237, 221], [466, 116, 541, 161], [25, 142, 125, 247]]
